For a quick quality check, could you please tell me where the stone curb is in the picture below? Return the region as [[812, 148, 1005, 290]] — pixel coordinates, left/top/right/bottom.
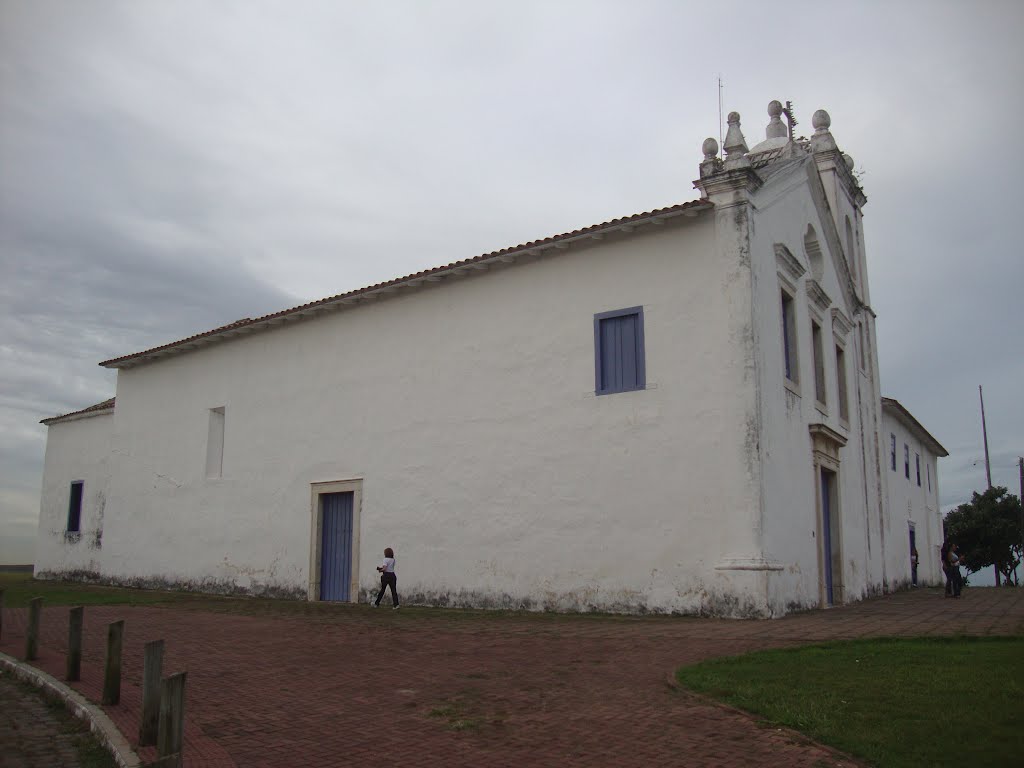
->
[[0, 651, 142, 768]]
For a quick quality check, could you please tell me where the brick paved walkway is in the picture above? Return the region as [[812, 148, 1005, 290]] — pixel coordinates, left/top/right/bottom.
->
[[0, 671, 114, 768], [1, 587, 1021, 768]]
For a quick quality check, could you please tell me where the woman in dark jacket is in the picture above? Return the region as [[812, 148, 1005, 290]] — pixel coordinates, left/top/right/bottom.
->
[[373, 547, 399, 609], [940, 540, 952, 597]]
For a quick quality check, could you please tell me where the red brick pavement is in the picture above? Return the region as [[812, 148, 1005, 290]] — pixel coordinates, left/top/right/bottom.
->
[[1, 587, 1021, 768], [0, 672, 106, 768]]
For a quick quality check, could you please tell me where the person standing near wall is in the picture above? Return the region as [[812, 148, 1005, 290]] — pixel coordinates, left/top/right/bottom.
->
[[940, 540, 952, 597], [373, 547, 400, 609], [946, 542, 963, 598]]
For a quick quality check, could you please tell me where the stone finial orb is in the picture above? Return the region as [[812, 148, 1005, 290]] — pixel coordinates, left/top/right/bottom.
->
[[812, 109, 831, 132], [702, 137, 719, 160], [727, 111, 740, 124], [843, 153, 855, 170], [766, 100, 787, 140]]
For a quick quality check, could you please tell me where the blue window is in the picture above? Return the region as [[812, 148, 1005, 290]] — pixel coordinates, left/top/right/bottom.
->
[[594, 306, 646, 395], [67, 481, 83, 533]]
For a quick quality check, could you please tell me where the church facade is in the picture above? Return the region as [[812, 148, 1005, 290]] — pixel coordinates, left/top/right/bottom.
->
[[35, 102, 943, 617]]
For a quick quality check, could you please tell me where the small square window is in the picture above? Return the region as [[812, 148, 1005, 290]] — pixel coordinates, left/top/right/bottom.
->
[[67, 481, 84, 533], [594, 307, 645, 395]]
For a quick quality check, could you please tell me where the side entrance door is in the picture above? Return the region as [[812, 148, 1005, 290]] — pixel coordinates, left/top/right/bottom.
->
[[909, 524, 917, 586], [320, 491, 354, 601], [821, 469, 834, 606]]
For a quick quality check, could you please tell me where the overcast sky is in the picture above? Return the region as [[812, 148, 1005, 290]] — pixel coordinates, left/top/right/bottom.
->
[[2, 0, 1022, 569]]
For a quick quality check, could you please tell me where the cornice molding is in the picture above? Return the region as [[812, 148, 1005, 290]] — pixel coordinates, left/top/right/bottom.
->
[[807, 279, 832, 314], [815, 148, 867, 209], [831, 307, 853, 337], [774, 243, 806, 287], [693, 167, 764, 201]]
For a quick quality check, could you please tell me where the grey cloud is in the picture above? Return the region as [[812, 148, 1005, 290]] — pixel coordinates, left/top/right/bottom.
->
[[2, 0, 1023, 563]]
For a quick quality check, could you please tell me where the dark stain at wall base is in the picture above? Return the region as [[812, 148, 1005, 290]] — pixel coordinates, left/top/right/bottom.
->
[[32, 571, 909, 618], [33, 569, 306, 601]]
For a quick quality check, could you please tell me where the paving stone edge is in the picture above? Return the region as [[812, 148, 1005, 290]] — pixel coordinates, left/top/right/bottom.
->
[[0, 651, 142, 768]]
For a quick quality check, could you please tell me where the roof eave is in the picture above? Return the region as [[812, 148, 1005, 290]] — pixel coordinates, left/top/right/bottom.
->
[[881, 397, 949, 458], [41, 399, 116, 426]]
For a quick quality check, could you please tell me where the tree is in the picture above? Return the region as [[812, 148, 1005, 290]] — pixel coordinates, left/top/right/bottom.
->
[[943, 487, 1023, 586]]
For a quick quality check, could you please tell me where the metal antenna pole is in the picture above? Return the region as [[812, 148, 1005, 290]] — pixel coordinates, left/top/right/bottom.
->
[[979, 385, 993, 489], [718, 76, 724, 158]]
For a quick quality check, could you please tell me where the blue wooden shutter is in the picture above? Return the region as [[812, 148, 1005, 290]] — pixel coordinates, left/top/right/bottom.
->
[[595, 307, 645, 394]]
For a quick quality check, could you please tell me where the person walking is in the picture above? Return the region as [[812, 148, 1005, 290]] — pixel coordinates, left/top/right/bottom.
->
[[373, 547, 399, 609]]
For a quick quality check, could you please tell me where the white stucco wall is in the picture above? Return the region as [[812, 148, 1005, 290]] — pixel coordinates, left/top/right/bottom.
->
[[742, 155, 887, 613], [35, 411, 114, 576], [36, 134, 932, 617], [69, 212, 779, 615], [881, 410, 944, 586]]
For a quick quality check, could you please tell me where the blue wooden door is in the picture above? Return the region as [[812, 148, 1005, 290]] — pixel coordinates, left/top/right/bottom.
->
[[821, 470, 834, 606], [909, 525, 917, 586], [320, 492, 354, 601]]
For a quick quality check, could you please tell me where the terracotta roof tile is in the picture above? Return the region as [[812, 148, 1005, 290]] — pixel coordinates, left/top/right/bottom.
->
[[41, 397, 116, 426]]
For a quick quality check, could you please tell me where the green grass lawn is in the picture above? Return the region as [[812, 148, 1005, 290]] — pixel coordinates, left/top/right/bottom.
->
[[0, 573, 210, 609], [676, 636, 1024, 768], [0, 572, 692, 626]]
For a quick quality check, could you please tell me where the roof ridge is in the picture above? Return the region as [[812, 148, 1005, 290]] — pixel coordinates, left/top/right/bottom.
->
[[100, 198, 711, 369]]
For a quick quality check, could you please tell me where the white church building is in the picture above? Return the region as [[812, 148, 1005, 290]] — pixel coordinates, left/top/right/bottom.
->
[[34, 102, 947, 617]]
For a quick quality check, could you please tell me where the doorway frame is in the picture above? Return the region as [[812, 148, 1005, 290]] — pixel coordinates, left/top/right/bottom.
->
[[810, 423, 847, 608], [308, 479, 363, 602], [819, 466, 840, 606]]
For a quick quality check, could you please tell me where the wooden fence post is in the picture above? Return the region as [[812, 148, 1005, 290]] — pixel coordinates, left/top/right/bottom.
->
[[157, 671, 187, 768], [66, 606, 84, 681], [101, 620, 124, 705], [138, 639, 165, 746], [25, 597, 42, 661]]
